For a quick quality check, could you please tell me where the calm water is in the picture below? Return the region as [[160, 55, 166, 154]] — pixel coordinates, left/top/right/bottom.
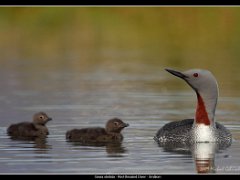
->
[[0, 57, 239, 174], [1, 7, 240, 174]]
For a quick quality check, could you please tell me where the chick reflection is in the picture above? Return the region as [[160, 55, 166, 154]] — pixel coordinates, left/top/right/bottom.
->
[[68, 141, 127, 156], [33, 137, 51, 150], [9, 136, 51, 150], [105, 142, 127, 155]]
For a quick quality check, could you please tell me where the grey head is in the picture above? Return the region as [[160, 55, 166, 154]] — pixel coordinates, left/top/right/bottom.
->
[[165, 68, 219, 123], [165, 68, 218, 98]]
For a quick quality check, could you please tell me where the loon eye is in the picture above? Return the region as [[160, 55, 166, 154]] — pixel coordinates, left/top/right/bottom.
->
[[39, 116, 44, 119], [114, 122, 119, 126], [193, 73, 199, 77]]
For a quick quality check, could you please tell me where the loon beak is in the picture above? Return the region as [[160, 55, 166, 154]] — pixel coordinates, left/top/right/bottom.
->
[[47, 117, 52, 121], [165, 68, 188, 80]]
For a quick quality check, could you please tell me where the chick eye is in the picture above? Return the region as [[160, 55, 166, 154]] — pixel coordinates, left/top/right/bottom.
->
[[39, 116, 43, 119], [193, 73, 199, 77], [114, 122, 119, 126]]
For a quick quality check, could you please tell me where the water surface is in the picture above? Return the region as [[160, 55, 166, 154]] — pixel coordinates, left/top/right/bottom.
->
[[0, 8, 240, 174], [0, 57, 239, 174]]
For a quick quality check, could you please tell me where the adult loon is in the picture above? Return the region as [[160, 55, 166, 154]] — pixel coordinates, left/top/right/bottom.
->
[[154, 68, 232, 147]]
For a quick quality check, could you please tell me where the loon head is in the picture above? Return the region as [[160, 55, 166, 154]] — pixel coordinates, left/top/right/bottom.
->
[[165, 68, 219, 126]]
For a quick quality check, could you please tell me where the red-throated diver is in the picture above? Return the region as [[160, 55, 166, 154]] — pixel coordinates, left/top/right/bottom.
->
[[154, 69, 232, 146]]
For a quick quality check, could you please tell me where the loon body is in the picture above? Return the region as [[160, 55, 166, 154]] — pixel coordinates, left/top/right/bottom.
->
[[154, 69, 232, 147]]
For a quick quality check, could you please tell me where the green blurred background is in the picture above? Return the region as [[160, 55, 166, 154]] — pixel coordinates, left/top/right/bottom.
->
[[0, 7, 240, 95]]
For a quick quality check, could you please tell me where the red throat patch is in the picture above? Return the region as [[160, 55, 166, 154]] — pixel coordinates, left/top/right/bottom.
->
[[196, 93, 210, 125]]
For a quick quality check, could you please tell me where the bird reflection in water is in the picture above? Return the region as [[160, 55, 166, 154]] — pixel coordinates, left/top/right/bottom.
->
[[67, 141, 127, 156], [9, 136, 51, 150], [157, 141, 230, 173], [192, 143, 216, 173]]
